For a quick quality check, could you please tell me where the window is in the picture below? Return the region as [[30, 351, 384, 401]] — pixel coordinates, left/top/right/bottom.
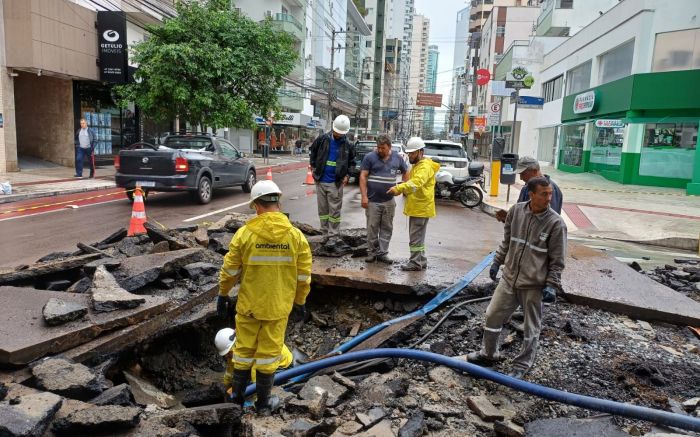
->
[[556, 0, 573, 8], [652, 28, 700, 72], [542, 75, 563, 102], [590, 125, 624, 167], [640, 123, 697, 179], [560, 124, 586, 166], [566, 61, 591, 95], [366, 40, 372, 48], [598, 40, 634, 85], [496, 25, 505, 37]]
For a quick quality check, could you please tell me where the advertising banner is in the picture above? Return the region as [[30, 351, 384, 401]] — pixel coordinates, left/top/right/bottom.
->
[[97, 11, 128, 83]]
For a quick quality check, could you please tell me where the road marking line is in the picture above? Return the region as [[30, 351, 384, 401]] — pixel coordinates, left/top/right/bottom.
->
[[183, 201, 249, 222], [0, 198, 125, 222]]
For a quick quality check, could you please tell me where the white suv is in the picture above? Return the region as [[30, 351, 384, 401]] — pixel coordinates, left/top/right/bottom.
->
[[422, 140, 471, 178]]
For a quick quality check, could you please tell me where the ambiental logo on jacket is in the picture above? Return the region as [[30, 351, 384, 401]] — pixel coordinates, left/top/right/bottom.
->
[[255, 243, 290, 250], [539, 232, 549, 241]]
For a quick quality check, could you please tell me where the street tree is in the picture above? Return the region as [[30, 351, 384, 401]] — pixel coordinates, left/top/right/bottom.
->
[[116, 0, 298, 130]]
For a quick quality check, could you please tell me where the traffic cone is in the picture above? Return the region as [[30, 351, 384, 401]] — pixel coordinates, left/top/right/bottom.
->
[[266, 167, 273, 181], [127, 186, 147, 236], [303, 167, 315, 185]]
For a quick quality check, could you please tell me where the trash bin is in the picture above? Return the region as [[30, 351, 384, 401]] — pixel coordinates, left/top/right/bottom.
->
[[500, 153, 519, 185]]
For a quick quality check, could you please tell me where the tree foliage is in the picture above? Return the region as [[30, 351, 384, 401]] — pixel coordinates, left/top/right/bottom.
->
[[116, 0, 298, 129]]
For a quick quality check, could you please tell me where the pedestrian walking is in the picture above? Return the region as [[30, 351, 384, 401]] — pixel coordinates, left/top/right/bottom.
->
[[217, 180, 312, 414], [359, 134, 409, 264], [74, 118, 97, 178], [309, 114, 356, 247], [294, 138, 303, 156], [473, 145, 479, 160], [387, 137, 440, 271], [467, 176, 567, 379], [495, 156, 563, 222]]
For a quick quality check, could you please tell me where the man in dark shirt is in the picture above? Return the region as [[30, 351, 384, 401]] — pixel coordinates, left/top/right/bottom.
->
[[359, 135, 408, 264], [496, 156, 563, 222]]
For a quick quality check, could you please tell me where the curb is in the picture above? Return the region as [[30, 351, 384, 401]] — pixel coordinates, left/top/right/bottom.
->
[[0, 161, 309, 205]]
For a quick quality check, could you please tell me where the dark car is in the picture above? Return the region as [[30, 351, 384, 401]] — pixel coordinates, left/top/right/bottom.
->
[[115, 134, 256, 204], [348, 141, 377, 182]]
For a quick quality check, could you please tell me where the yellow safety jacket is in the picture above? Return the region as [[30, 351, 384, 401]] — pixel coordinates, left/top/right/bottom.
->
[[394, 158, 440, 218], [218, 212, 312, 321]]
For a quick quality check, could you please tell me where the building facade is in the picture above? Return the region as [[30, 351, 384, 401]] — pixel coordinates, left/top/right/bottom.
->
[[408, 13, 429, 137], [423, 45, 439, 137], [537, 0, 700, 194]]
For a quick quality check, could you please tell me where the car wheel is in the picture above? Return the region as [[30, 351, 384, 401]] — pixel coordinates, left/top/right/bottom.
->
[[242, 170, 256, 193], [126, 188, 149, 203], [191, 175, 212, 204]]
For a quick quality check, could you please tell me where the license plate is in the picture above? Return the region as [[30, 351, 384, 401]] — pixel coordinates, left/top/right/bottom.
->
[[136, 181, 155, 187]]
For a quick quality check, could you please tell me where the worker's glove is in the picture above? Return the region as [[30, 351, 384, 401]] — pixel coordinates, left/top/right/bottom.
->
[[489, 263, 501, 282], [542, 286, 557, 304], [217, 295, 230, 318], [290, 304, 308, 323]]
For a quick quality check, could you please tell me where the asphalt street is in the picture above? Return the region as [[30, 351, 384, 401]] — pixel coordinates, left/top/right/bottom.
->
[[0, 167, 506, 270]]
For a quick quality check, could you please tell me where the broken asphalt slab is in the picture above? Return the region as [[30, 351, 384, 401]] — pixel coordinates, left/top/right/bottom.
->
[[562, 244, 700, 326], [524, 416, 628, 436], [91, 265, 146, 313], [111, 248, 208, 292], [31, 357, 103, 400], [0, 286, 169, 365], [0, 392, 63, 437], [0, 253, 101, 286]]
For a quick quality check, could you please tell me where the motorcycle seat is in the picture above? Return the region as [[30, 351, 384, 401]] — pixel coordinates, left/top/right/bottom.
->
[[453, 176, 470, 184]]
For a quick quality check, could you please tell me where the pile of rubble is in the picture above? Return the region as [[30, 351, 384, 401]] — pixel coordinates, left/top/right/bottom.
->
[[631, 259, 700, 303]]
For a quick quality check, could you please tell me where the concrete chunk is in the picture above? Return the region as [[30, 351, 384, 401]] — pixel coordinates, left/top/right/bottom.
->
[[43, 298, 88, 326], [52, 405, 141, 434], [0, 254, 101, 286], [494, 420, 524, 437], [153, 402, 241, 428], [112, 248, 206, 292], [124, 372, 177, 409], [524, 417, 628, 436], [298, 375, 349, 408], [91, 266, 146, 312], [83, 258, 122, 275], [356, 407, 385, 427], [399, 411, 425, 437], [0, 392, 63, 437], [89, 383, 134, 406], [467, 396, 504, 422], [31, 357, 103, 400]]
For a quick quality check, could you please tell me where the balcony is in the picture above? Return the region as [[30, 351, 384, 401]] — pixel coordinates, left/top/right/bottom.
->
[[271, 13, 304, 42], [278, 88, 303, 112]]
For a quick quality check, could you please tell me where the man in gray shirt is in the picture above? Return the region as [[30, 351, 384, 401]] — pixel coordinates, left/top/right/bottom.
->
[[468, 176, 567, 379], [74, 118, 97, 178], [359, 135, 408, 264]]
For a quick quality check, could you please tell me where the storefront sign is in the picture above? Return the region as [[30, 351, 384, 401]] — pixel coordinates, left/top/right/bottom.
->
[[476, 69, 491, 86], [97, 11, 128, 83], [595, 119, 624, 128], [573, 91, 596, 114], [474, 116, 487, 132], [275, 112, 301, 126]]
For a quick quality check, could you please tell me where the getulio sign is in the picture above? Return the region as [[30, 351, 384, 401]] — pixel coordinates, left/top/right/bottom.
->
[[573, 91, 596, 114]]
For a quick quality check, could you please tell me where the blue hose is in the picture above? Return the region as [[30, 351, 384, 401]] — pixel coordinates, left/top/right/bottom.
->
[[246, 348, 700, 432]]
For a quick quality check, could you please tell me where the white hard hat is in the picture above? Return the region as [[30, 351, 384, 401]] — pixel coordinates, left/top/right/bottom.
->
[[404, 137, 425, 153], [215, 328, 236, 356], [332, 115, 350, 135], [249, 180, 282, 208]]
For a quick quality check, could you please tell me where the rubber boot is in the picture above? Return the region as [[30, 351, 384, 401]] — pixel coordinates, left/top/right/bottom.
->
[[254, 372, 279, 416], [229, 368, 251, 406]]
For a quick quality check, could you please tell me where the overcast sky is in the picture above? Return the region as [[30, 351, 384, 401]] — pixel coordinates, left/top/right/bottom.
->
[[414, 0, 468, 128]]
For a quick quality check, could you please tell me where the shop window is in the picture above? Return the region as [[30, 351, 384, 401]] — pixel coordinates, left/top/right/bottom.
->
[[640, 123, 697, 179], [652, 28, 700, 72], [590, 125, 623, 167], [560, 124, 586, 167], [566, 61, 591, 95], [598, 39, 634, 85], [543, 75, 563, 102]]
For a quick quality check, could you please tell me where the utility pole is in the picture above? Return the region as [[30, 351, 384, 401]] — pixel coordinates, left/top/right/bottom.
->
[[327, 28, 346, 131], [356, 57, 370, 140], [509, 89, 520, 153]]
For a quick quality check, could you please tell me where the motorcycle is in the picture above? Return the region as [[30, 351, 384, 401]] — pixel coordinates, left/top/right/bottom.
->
[[434, 169, 484, 208]]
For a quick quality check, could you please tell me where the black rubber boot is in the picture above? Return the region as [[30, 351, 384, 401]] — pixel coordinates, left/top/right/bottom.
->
[[229, 368, 251, 406], [254, 372, 279, 415]]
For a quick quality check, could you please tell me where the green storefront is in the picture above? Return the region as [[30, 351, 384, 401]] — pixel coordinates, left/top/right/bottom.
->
[[558, 69, 700, 195]]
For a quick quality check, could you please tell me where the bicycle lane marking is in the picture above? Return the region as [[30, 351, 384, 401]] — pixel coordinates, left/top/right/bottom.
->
[[0, 188, 131, 221]]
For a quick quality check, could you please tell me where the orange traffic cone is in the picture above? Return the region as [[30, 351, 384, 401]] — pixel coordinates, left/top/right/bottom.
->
[[266, 167, 273, 181], [127, 186, 147, 236], [303, 167, 315, 185]]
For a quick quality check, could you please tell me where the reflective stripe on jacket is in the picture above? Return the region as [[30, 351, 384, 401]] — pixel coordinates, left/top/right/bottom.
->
[[494, 202, 567, 291], [218, 212, 312, 320], [394, 158, 440, 218]]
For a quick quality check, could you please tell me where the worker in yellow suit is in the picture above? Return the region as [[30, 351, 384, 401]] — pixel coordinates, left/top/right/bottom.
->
[[217, 180, 312, 414]]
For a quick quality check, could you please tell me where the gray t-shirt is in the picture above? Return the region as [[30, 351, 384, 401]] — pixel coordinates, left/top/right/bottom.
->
[[361, 151, 408, 203], [78, 128, 91, 148]]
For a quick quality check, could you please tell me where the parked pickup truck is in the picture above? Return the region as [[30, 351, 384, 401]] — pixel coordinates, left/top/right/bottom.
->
[[115, 134, 256, 204]]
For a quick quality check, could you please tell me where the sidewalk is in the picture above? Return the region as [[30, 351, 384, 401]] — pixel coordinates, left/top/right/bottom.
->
[[0, 154, 309, 205], [480, 162, 700, 252]]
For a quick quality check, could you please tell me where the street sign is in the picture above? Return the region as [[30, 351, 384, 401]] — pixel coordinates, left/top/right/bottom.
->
[[506, 80, 529, 90], [416, 92, 443, 107], [490, 103, 501, 113], [476, 69, 491, 86], [487, 103, 501, 127], [491, 81, 516, 97], [516, 96, 544, 108]]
